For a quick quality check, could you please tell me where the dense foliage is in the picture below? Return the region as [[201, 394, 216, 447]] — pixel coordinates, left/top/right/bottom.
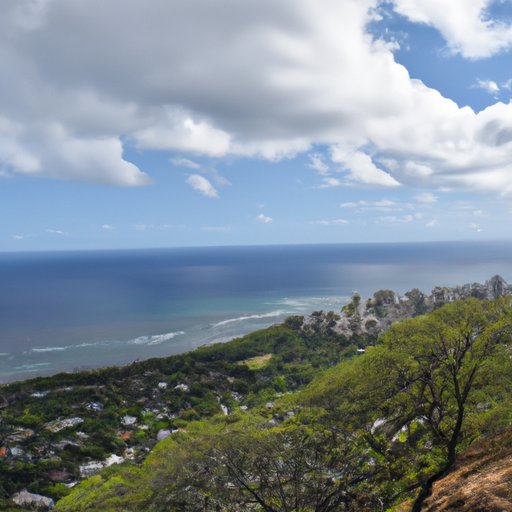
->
[[55, 298, 512, 511], [0, 318, 360, 509]]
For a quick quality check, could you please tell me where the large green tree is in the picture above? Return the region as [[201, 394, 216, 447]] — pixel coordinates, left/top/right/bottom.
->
[[303, 297, 512, 509]]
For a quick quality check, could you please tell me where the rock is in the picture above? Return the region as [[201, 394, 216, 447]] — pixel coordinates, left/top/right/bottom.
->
[[12, 489, 54, 510], [79, 461, 104, 478], [302, 275, 512, 342], [45, 417, 84, 433], [157, 429, 172, 441], [104, 454, 124, 466], [48, 469, 72, 482]]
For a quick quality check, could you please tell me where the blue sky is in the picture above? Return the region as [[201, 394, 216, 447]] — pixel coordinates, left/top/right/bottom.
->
[[1, 0, 512, 251]]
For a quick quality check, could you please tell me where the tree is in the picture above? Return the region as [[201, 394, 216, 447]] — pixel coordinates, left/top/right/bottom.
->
[[301, 297, 512, 510], [150, 423, 380, 512], [375, 298, 512, 509]]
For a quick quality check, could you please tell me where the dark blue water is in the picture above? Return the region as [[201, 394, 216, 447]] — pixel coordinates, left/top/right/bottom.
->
[[1, 241, 512, 382]]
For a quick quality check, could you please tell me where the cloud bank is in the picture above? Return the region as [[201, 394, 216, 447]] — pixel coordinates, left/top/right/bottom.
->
[[0, 0, 511, 193]]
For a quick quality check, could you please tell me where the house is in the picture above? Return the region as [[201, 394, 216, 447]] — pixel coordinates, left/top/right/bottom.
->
[[85, 402, 103, 412], [121, 415, 137, 426], [0, 446, 11, 460]]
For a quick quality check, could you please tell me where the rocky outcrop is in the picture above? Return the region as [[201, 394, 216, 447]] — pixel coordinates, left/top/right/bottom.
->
[[301, 275, 512, 341], [12, 489, 54, 509]]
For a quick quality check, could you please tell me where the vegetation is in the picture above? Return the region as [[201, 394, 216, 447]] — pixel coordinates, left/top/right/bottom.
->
[[2, 293, 512, 510], [0, 319, 361, 508], [53, 297, 512, 511]]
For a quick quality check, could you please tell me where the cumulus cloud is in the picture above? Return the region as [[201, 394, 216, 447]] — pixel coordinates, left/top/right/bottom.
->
[[186, 174, 218, 198], [319, 177, 344, 189], [101, 224, 114, 230], [474, 79, 500, 96], [415, 192, 438, 203], [331, 147, 401, 187], [390, 0, 512, 58], [0, 0, 512, 194], [307, 153, 330, 175], [257, 213, 273, 224], [170, 157, 201, 169]]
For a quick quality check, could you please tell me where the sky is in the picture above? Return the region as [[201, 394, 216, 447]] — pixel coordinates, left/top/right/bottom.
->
[[1, 0, 512, 251]]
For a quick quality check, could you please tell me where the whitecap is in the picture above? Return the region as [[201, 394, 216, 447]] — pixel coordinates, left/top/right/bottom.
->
[[30, 342, 98, 353], [212, 310, 288, 328], [129, 331, 185, 346]]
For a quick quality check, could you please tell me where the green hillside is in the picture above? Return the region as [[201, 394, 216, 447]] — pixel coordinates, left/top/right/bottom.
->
[[54, 297, 512, 511]]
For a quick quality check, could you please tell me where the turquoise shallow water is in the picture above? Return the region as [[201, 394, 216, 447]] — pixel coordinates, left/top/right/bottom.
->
[[1, 241, 512, 382]]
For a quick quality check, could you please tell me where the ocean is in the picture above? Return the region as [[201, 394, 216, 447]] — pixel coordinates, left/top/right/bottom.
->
[[1, 241, 512, 382]]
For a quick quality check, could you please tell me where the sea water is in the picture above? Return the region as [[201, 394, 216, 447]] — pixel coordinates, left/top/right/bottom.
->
[[1, 241, 512, 382]]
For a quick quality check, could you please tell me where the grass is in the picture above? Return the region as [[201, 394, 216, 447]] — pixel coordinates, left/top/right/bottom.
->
[[239, 354, 273, 370]]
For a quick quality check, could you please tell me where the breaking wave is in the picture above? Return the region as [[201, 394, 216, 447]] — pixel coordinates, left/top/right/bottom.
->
[[28, 332, 186, 354], [212, 310, 288, 328], [30, 342, 98, 353], [129, 331, 185, 346]]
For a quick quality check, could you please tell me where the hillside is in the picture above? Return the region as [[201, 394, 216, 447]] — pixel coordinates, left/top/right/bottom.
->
[[2, 276, 512, 511], [423, 430, 512, 511]]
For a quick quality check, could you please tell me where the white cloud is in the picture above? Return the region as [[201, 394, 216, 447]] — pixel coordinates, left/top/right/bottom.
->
[[331, 147, 401, 187], [470, 222, 482, 232], [339, 199, 408, 211], [340, 201, 363, 209], [415, 192, 438, 203], [170, 157, 201, 170], [186, 174, 218, 198], [307, 153, 329, 175], [319, 177, 344, 189], [135, 112, 231, 156], [474, 79, 500, 96], [257, 213, 273, 224], [46, 229, 68, 236], [374, 199, 400, 208], [12, 234, 25, 240], [390, 0, 512, 58], [426, 219, 438, 227], [310, 218, 349, 225], [0, 0, 511, 194], [101, 224, 114, 230]]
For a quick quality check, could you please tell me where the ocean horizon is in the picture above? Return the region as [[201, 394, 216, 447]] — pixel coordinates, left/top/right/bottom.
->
[[1, 240, 512, 383]]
